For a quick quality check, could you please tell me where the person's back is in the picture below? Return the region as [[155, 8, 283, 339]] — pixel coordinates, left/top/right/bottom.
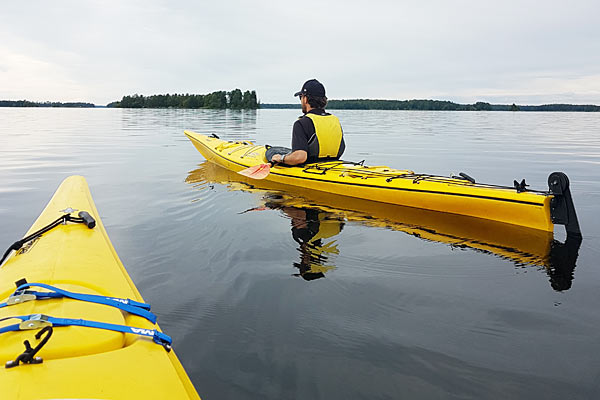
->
[[270, 79, 345, 166]]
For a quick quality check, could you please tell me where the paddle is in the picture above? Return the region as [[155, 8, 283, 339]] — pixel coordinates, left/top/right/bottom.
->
[[238, 146, 291, 179], [238, 162, 274, 179]]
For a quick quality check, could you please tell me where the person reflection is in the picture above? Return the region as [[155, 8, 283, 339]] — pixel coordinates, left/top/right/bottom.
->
[[263, 199, 345, 281]]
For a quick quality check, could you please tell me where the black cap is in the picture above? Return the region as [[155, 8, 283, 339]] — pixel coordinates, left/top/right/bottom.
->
[[294, 79, 326, 97]]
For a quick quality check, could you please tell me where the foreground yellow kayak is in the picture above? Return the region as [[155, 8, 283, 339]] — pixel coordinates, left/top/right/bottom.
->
[[0, 176, 200, 399], [184, 130, 581, 235]]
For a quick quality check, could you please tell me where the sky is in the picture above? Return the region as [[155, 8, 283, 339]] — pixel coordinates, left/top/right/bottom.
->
[[1, 0, 599, 105]]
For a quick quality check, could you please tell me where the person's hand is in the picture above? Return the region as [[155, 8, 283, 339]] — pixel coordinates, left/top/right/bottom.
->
[[272, 154, 282, 163]]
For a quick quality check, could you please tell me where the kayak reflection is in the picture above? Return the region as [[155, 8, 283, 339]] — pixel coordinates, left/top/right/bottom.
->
[[186, 162, 581, 290]]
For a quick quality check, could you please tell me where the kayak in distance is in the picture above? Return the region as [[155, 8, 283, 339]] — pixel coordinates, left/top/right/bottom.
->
[[0, 176, 200, 399], [184, 130, 582, 236], [186, 162, 582, 291]]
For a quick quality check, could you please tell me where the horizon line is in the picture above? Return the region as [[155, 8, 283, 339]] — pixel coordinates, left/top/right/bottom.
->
[[2, 98, 600, 108]]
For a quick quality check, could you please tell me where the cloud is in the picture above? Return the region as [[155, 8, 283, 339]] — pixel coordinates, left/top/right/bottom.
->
[[436, 73, 600, 104], [0, 45, 88, 102], [0, 0, 599, 105]]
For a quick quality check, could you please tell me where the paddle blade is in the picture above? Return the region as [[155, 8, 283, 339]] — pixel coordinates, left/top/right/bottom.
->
[[238, 163, 271, 179]]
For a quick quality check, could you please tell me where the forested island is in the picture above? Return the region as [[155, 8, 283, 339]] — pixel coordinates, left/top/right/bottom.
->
[[261, 99, 600, 112], [108, 89, 258, 109], [0, 100, 94, 108]]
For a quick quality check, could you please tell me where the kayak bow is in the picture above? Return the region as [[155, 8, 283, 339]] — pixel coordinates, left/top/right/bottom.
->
[[0, 176, 200, 399]]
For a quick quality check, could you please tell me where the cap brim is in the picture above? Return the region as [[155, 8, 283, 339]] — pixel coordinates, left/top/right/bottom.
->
[[293, 91, 302, 97]]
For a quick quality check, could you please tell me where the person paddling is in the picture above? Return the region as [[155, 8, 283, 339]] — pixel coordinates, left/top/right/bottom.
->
[[270, 79, 345, 166]]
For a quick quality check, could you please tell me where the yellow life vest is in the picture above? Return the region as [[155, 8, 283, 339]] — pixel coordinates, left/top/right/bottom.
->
[[305, 113, 344, 159]]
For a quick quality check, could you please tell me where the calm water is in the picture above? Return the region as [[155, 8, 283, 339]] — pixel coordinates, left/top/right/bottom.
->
[[1, 108, 599, 399]]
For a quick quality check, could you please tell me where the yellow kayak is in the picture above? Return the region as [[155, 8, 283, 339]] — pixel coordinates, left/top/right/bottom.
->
[[184, 130, 581, 235], [0, 176, 200, 399]]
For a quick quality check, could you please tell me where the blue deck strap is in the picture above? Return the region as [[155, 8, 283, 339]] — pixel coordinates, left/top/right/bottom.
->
[[0, 314, 172, 348], [0, 283, 156, 323], [0, 317, 20, 335]]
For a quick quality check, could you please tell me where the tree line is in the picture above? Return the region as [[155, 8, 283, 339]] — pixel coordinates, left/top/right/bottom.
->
[[3, 96, 597, 112], [326, 99, 495, 111], [506, 104, 600, 112], [260, 100, 494, 110], [261, 99, 600, 111], [0, 100, 94, 108], [109, 89, 258, 109]]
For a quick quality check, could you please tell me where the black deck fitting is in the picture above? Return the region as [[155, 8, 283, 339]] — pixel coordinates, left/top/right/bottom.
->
[[548, 172, 582, 238]]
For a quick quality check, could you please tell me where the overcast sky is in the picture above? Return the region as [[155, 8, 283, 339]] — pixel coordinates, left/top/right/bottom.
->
[[1, 0, 599, 105]]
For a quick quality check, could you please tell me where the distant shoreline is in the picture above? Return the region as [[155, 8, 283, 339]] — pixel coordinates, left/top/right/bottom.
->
[[261, 100, 600, 112], [0, 100, 94, 108], [2, 98, 599, 112]]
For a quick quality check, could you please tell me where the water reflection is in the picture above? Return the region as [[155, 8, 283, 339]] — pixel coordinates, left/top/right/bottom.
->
[[547, 234, 582, 291], [242, 195, 345, 280], [118, 108, 258, 140], [186, 162, 581, 291]]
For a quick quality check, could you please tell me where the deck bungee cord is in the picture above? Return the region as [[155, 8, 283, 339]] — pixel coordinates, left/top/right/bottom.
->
[[302, 161, 548, 193], [0, 210, 95, 266]]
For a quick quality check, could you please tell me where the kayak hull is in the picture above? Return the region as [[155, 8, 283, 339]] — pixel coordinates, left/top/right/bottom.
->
[[184, 131, 554, 232], [0, 176, 200, 399]]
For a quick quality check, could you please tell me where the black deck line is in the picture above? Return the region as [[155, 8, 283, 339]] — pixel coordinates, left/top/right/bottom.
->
[[186, 133, 547, 208]]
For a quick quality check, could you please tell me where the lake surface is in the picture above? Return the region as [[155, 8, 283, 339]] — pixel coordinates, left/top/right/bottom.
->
[[1, 108, 599, 399]]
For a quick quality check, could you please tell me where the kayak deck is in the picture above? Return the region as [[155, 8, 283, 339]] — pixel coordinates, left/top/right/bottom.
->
[[184, 130, 574, 233], [0, 176, 200, 399]]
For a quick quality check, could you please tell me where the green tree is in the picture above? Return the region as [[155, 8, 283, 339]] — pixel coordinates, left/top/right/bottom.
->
[[474, 102, 492, 111], [242, 90, 258, 109], [206, 91, 227, 108], [228, 89, 243, 109]]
